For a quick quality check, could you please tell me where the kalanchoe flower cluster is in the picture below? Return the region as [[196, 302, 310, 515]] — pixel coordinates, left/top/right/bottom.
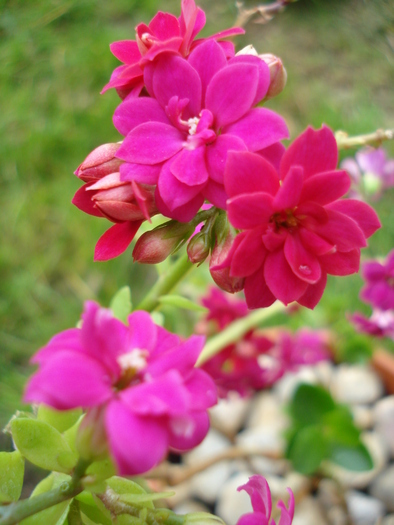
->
[[341, 146, 394, 200], [350, 250, 394, 340], [237, 475, 294, 525], [198, 288, 330, 397], [215, 126, 381, 309], [24, 301, 217, 475]]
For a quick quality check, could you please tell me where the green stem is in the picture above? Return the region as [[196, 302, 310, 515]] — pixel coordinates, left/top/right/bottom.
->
[[0, 459, 90, 525], [135, 252, 194, 312], [196, 302, 285, 366], [335, 128, 394, 150]]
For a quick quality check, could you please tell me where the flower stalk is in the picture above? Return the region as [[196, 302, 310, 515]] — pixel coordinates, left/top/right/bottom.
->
[[336, 128, 394, 150]]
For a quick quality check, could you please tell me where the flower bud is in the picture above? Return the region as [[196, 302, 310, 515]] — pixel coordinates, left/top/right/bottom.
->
[[209, 214, 244, 294], [74, 143, 122, 182], [133, 221, 194, 264], [76, 407, 108, 461], [259, 53, 287, 99], [187, 231, 210, 265]]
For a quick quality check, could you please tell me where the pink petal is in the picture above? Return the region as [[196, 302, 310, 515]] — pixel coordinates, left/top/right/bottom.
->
[[280, 125, 338, 181], [205, 63, 259, 129], [227, 193, 274, 230], [152, 55, 202, 118], [127, 310, 158, 352], [273, 166, 303, 210], [149, 12, 180, 40], [296, 201, 328, 227], [169, 411, 210, 451], [158, 158, 206, 210], [327, 199, 381, 238], [237, 513, 268, 525], [148, 335, 205, 378], [94, 221, 142, 261], [277, 490, 295, 525], [31, 328, 81, 365], [319, 248, 360, 276], [105, 400, 169, 475], [24, 351, 113, 410], [225, 151, 280, 198], [155, 187, 204, 222], [300, 170, 351, 205], [206, 134, 247, 184], [258, 142, 286, 171], [284, 233, 321, 284], [223, 108, 289, 152], [298, 228, 335, 256], [264, 250, 308, 305], [170, 146, 209, 185], [116, 122, 184, 165], [113, 97, 169, 136], [238, 475, 272, 517], [110, 40, 141, 64], [188, 40, 227, 104], [229, 54, 270, 104], [231, 229, 267, 277], [179, 0, 203, 54], [120, 163, 161, 185], [311, 208, 367, 251], [72, 185, 103, 217], [202, 179, 227, 209], [183, 369, 217, 410], [244, 268, 276, 309], [141, 37, 183, 64], [297, 272, 327, 309]]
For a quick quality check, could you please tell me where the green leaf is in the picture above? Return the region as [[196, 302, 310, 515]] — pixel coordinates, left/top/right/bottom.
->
[[330, 443, 374, 471], [119, 491, 175, 506], [287, 425, 328, 475], [158, 295, 207, 312], [289, 383, 336, 425], [75, 492, 112, 525], [11, 418, 78, 473], [37, 406, 83, 434], [63, 415, 84, 454], [85, 457, 116, 484], [110, 286, 132, 322], [106, 477, 154, 509], [0, 451, 24, 503], [323, 407, 361, 446]]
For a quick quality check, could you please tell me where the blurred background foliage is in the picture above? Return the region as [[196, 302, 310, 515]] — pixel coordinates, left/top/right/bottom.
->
[[1, 0, 394, 426]]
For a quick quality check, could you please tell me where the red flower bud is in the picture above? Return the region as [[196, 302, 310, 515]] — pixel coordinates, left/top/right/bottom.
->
[[133, 221, 194, 264], [187, 231, 210, 265], [259, 53, 287, 99], [74, 143, 122, 182]]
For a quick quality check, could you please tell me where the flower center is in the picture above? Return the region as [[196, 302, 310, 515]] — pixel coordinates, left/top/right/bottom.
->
[[187, 117, 200, 136], [115, 348, 148, 390], [271, 208, 298, 232]]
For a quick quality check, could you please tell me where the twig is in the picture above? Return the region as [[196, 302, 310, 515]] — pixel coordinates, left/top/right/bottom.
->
[[335, 128, 394, 150], [235, 1, 295, 27]]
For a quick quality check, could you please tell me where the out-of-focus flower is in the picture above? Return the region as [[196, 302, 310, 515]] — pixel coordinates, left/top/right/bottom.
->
[[341, 146, 394, 200], [114, 38, 288, 221], [102, 0, 244, 98], [24, 301, 217, 475], [360, 250, 394, 311], [217, 126, 381, 309], [237, 475, 294, 525], [201, 287, 248, 331], [350, 309, 394, 340]]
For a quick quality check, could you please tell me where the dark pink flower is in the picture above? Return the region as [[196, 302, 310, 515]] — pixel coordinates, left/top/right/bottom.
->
[[201, 287, 248, 331], [102, 0, 244, 99], [114, 39, 288, 221], [218, 126, 381, 309], [350, 309, 394, 339], [360, 250, 394, 311], [24, 301, 217, 475], [237, 475, 294, 525]]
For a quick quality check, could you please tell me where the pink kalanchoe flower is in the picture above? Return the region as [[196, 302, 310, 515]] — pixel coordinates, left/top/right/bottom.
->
[[360, 250, 394, 311], [277, 329, 331, 367], [218, 126, 381, 309], [237, 475, 294, 525], [24, 301, 217, 475], [102, 0, 244, 99], [113, 38, 288, 221], [350, 309, 394, 340], [201, 287, 248, 331]]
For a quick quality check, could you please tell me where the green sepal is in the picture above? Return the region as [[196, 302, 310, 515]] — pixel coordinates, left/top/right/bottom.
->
[[110, 286, 132, 323], [106, 477, 154, 509], [11, 418, 78, 473], [37, 406, 83, 434], [158, 295, 207, 312], [0, 450, 24, 503]]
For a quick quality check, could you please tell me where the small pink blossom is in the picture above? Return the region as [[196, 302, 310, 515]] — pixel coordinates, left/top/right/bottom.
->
[[217, 126, 381, 309], [360, 250, 394, 311], [350, 309, 394, 340], [114, 38, 288, 221], [102, 0, 244, 98], [24, 301, 217, 475], [237, 475, 294, 525]]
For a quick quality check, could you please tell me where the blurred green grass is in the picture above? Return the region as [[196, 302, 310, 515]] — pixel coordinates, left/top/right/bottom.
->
[[0, 0, 393, 425]]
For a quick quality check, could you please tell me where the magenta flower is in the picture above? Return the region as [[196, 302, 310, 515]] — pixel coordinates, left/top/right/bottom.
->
[[360, 250, 394, 311], [217, 126, 381, 309], [24, 301, 217, 475], [237, 475, 294, 525], [277, 329, 331, 366], [350, 309, 394, 340], [113, 38, 288, 221], [102, 0, 244, 98], [201, 287, 248, 331]]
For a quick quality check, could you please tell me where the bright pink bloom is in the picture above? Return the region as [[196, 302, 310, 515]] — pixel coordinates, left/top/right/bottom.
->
[[276, 329, 331, 366], [237, 475, 294, 525], [350, 309, 394, 339], [360, 250, 394, 311], [114, 38, 288, 221], [24, 301, 217, 475], [201, 287, 248, 330], [218, 126, 381, 309], [102, 0, 244, 98]]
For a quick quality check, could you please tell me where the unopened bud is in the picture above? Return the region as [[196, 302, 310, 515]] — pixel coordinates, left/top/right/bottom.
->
[[187, 232, 210, 264], [75, 143, 122, 182], [235, 45, 258, 56], [259, 53, 287, 99], [133, 221, 193, 264], [76, 407, 108, 461]]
